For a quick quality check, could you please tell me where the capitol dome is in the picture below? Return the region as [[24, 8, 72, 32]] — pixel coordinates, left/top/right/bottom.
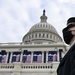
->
[[23, 10, 62, 44]]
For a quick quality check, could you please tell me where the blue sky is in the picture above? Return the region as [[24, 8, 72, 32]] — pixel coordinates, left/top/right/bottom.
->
[[0, 0, 75, 43]]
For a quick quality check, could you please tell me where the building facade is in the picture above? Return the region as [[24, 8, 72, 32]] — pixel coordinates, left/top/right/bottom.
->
[[0, 10, 67, 75]]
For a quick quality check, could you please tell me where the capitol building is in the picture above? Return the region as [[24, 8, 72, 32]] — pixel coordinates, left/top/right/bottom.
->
[[0, 10, 68, 75]]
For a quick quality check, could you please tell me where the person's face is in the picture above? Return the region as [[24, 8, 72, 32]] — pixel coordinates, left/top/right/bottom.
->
[[68, 26, 75, 45], [68, 26, 75, 35]]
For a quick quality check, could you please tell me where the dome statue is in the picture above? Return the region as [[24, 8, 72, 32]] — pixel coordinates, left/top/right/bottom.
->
[[23, 10, 62, 44]]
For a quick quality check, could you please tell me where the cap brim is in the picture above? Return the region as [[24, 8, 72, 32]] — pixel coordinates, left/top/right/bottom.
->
[[62, 24, 75, 33]]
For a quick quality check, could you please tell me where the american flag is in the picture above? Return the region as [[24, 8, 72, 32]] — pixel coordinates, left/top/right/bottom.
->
[[1, 55, 6, 63], [33, 54, 42, 63], [53, 54, 57, 61], [0, 55, 2, 63], [22, 54, 27, 63], [37, 54, 42, 63], [12, 54, 20, 62], [26, 54, 31, 63], [16, 55, 20, 62], [12, 54, 16, 62], [48, 54, 53, 62], [48, 53, 57, 62]]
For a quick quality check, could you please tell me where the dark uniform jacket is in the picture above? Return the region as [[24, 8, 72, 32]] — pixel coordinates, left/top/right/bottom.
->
[[57, 43, 75, 75]]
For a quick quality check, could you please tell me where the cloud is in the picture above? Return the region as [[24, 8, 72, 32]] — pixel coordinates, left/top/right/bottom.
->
[[0, 0, 42, 43], [57, 0, 75, 3], [19, 0, 41, 8], [39, 0, 75, 37], [0, 0, 75, 42]]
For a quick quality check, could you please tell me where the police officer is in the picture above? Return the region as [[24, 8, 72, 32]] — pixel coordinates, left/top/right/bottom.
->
[[57, 17, 75, 75]]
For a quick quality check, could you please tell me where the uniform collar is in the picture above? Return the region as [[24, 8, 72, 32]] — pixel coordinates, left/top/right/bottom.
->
[[70, 41, 75, 49]]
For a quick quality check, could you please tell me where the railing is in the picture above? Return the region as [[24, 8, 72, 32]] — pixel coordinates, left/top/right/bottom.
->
[[0, 63, 54, 69], [0, 64, 14, 69]]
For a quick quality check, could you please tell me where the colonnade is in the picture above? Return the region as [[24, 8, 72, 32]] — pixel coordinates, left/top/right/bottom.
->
[[0, 49, 63, 63]]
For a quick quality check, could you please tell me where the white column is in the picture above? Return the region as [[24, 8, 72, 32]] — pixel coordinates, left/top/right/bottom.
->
[[42, 52, 44, 63], [20, 52, 23, 62], [31, 51, 33, 63], [6, 52, 9, 63], [46, 51, 48, 63], [10, 52, 13, 63]]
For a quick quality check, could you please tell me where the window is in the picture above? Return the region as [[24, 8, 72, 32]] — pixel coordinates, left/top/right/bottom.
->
[[48, 51, 57, 62]]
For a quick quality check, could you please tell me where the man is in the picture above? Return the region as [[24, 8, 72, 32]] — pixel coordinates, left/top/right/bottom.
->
[[57, 17, 75, 75]]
